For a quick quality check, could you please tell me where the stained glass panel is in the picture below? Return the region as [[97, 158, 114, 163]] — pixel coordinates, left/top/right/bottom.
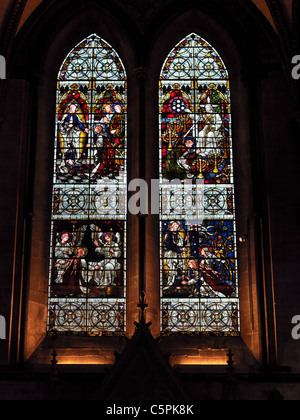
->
[[48, 35, 127, 336], [159, 34, 239, 335]]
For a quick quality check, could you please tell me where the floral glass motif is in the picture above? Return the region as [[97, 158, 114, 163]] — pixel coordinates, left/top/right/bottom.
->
[[48, 35, 127, 335], [159, 34, 239, 335]]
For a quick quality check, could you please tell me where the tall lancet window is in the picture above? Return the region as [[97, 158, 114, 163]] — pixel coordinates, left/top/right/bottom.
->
[[47, 35, 127, 336], [159, 34, 239, 335]]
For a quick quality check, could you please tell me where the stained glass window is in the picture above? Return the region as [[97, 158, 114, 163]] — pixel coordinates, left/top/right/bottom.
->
[[159, 34, 239, 335], [47, 35, 127, 336]]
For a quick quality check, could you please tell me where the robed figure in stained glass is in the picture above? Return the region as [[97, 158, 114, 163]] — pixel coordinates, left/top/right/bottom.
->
[[92, 89, 126, 179], [163, 221, 189, 291], [60, 103, 89, 154], [161, 87, 194, 180], [57, 90, 90, 177], [54, 231, 74, 284], [197, 96, 223, 156], [91, 224, 122, 288], [60, 246, 89, 297], [53, 225, 88, 297]]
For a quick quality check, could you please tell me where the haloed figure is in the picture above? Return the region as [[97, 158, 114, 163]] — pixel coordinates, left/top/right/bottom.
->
[[94, 232, 122, 288], [59, 103, 89, 165], [163, 221, 189, 290], [54, 231, 73, 284], [197, 97, 222, 156], [91, 124, 105, 167], [183, 259, 200, 286], [61, 247, 88, 296], [199, 247, 227, 298], [93, 103, 123, 177]]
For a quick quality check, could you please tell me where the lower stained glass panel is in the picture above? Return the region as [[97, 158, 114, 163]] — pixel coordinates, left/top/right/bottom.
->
[[160, 218, 239, 335], [48, 220, 126, 335], [161, 220, 237, 297], [162, 299, 239, 335], [48, 299, 125, 335]]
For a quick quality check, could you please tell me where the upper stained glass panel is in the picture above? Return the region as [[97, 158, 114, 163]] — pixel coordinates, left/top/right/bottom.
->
[[161, 35, 228, 81], [59, 36, 126, 82], [159, 34, 239, 336], [48, 35, 127, 336]]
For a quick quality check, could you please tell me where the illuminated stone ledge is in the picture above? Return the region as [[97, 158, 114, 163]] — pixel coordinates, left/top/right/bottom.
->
[[170, 349, 228, 366]]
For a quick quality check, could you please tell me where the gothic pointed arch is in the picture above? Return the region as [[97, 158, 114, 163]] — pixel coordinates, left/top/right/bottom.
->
[[48, 34, 128, 336], [159, 33, 239, 335]]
